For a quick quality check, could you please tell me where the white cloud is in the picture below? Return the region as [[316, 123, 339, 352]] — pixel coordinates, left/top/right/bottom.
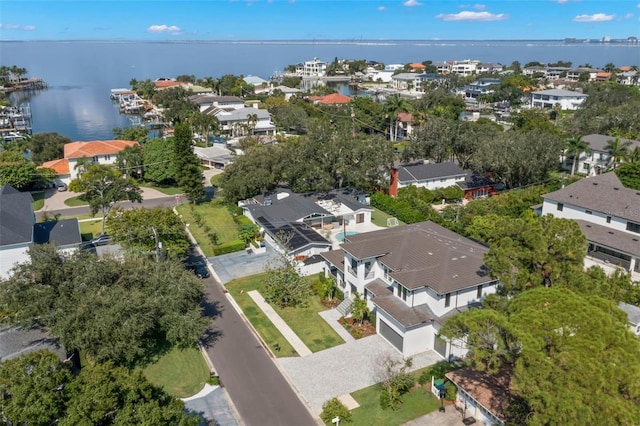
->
[[436, 11, 508, 21], [473, 4, 486, 10], [572, 13, 615, 22], [146, 24, 182, 35], [403, 0, 423, 6], [378, 6, 386, 11], [622, 13, 634, 20], [0, 23, 36, 31]]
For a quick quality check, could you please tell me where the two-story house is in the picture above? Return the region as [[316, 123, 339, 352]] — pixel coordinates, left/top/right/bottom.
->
[[390, 73, 445, 93], [463, 78, 501, 102], [40, 140, 139, 184], [562, 134, 640, 175], [214, 107, 276, 136], [321, 221, 498, 358], [189, 95, 246, 114], [296, 58, 327, 77], [530, 89, 588, 110], [541, 172, 640, 280]]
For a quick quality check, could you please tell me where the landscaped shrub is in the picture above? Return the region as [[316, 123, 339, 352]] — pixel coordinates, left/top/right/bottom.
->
[[320, 398, 352, 425], [212, 240, 246, 255], [234, 215, 253, 225], [444, 380, 457, 401], [418, 360, 459, 385], [370, 192, 426, 224]]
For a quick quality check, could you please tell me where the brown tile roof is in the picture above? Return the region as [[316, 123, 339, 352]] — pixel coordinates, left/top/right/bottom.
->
[[38, 158, 70, 174], [446, 367, 512, 422], [543, 172, 640, 222], [320, 249, 345, 273], [154, 80, 188, 89], [397, 112, 414, 122], [576, 219, 640, 257], [311, 93, 352, 105], [63, 140, 139, 159], [342, 221, 493, 294], [619, 66, 632, 72], [409, 63, 426, 69]]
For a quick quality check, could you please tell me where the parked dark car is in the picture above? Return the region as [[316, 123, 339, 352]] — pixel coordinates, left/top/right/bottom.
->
[[89, 234, 111, 246], [188, 262, 210, 279]]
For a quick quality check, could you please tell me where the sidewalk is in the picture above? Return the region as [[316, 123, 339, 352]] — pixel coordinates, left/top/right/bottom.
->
[[247, 290, 312, 357]]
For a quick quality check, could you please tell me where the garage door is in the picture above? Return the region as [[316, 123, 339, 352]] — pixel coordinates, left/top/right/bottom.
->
[[379, 320, 403, 352]]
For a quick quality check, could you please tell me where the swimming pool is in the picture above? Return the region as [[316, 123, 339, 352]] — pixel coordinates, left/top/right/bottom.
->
[[336, 231, 358, 242]]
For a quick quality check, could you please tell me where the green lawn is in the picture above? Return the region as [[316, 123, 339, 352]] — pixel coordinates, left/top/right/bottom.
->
[[349, 377, 441, 426], [64, 195, 89, 206], [226, 273, 344, 355], [142, 346, 209, 398], [176, 200, 241, 257], [31, 191, 45, 210], [371, 207, 405, 228], [140, 183, 183, 195], [78, 219, 103, 241]]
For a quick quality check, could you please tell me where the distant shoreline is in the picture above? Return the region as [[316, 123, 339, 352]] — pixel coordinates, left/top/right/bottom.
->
[[1, 38, 634, 43]]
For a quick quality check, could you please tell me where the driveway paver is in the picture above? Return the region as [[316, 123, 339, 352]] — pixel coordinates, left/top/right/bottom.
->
[[278, 335, 442, 414]]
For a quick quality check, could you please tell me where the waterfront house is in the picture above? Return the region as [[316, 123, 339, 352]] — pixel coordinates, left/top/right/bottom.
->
[[214, 107, 276, 136], [530, 89, 587, 110], [477, 63, 504, 74], [561, 134, 640, 175], [63, 140, 139, 182], [388, 162, 467, 196], [408, 63, 426, 72], [390, 73, 444, 93], [308, 93, 352, 105], [540, 172, 640, 280], [39, 158, 72, 188], [320, 221, 498, 358], [270, 85, 302, 101], [566, 67, 601, 82], [189, 95, 245, 113], [463, 78, 501, 102], [295, 58, 327, 77]]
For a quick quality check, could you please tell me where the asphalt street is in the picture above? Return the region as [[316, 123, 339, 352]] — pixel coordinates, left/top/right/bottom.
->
[[200, 275, 318, 426], [35, 196, 179, 221]]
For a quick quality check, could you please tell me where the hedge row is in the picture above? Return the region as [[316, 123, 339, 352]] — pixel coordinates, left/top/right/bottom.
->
[[370, 192, 427, 224], [212, 239, 246, 256]]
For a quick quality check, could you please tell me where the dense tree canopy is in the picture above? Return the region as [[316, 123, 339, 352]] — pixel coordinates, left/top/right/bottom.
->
[[143, 137, 176, 185], [28, 132, 71, 164], [0, 350, 200, 425], [172, 122, 205, 202], [0, 150, 55, 190], [0, 244, 209, 365], [440, 288, 640, 426]]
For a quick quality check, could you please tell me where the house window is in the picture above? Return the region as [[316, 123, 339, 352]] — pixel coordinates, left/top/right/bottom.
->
[[583, 163, 589, 170], [104, 154, 111, 161], [445, 293, 451, 307], [557, 203, 563, 212], [585, 210, 592, 215], [606, 216, 611, 224], [397, 284, 408, 301], [477, 285, 483, 299], [93, 156, 99, 162], [627, 222, 640, 234]]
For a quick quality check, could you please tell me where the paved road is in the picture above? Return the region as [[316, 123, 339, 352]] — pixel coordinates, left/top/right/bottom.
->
[[201, 275, 318, 426], [35, 196, 179, 221]]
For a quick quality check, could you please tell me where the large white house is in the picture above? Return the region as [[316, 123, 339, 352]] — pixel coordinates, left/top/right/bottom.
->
[[321, 221, 499, 358], [215, 107, 276, 136], [541, 172, 640, 280], [40, 140, 139, 184], [295, 58, 327, 77], [388, 162, 467, 196], [562, 134, 640, 175], [530, 89, 588, 110]]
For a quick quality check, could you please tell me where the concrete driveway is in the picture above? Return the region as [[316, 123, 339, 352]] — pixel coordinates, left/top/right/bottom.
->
[[208, 244, 279, 284], [182, 384, 239, 426], [278, 334, 442, 414]]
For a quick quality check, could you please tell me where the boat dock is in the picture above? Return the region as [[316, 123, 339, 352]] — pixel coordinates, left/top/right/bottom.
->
[[0, 104, 32, 142]]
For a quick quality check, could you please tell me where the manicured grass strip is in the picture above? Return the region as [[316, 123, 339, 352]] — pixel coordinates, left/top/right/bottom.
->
[[64, 195, 89, 206], [32, 191, 45, 210], [371, 207, 405, 228], [142, 346, 209, 398], [176, 201, 240, 257], [140, 183, 183, 195], [78, 219, 103, 241], [349, 381, 440, 426], [226, 274, 296, 358], [226, 273, 344, 353]]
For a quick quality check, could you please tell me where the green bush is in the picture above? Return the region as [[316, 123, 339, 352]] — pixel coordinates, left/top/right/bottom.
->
[[234, 215, 253, 225], [212, 240, 246, 255], [320, 398, 352, 424], [418, 361, 459, 385], [370, 192, 426, 224], [444, 380, 457, 401]]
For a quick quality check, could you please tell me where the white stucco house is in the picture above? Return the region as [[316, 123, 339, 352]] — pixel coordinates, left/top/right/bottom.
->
[[562, 134, 640, 175], [541, 172, 640, 280], [40, 140, 139, 184], [295, 58, 327, 77], [188, 95, 245, 113], [321, 221, 499, 358], [215, 107, 276, 136], [530, 89, 588, 110]]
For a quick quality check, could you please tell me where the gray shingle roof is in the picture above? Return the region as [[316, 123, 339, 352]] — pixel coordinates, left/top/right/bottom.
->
[[396, 162, 465, 183], [0, 185, 33, 246], [576, 220, 640, 257], [582, 134, 640, 153], [246, 188, 331, 223], [215, 107, 271, 121], [374, 296, 435, 328], [543, 173, 640, 222], [0, 326, 66, 362], [531, 89, 588, 97], [618, 302, 640, 326], [33, 219, 82, 246], [342, 221, 494, 294], [320, 249, 345, 273]]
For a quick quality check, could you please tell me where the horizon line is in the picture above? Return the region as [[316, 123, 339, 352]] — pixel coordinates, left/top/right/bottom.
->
[[3, 37, 635, 42]]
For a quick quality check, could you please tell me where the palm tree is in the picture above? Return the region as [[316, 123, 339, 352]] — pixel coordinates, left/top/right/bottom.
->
[[74, 156, 93, 177], [247, 113, 258, 135], [603, 63, 616, 73], [605, 136, 632, 170], [383, 95, 411, 142], [565, 135, 590, 175], [116, 145, 143, 179], [350, 292, 369, 326], [625, 146, 640, 164]]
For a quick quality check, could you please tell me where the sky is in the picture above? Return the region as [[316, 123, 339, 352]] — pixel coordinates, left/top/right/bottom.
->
[[0, 0, 639, 41]]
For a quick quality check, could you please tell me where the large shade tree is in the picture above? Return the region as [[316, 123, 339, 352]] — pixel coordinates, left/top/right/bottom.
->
[[172, 122, 205, 202], [0, 244, 210, 365], [28, 132, 71, 164]]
